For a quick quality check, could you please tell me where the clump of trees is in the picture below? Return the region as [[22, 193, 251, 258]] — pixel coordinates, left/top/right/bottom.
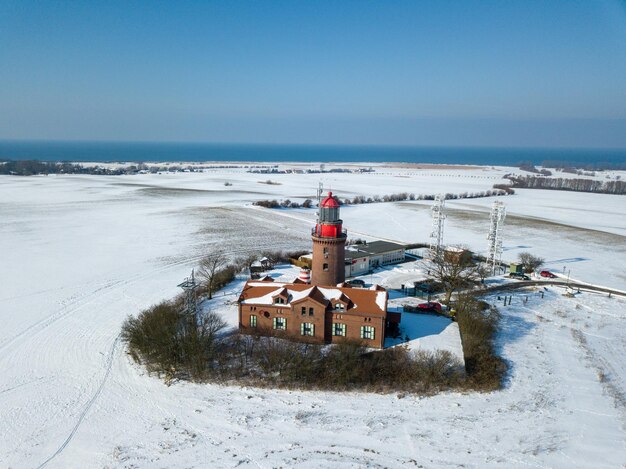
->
[[253, 199, 313, 209], [121, 301, 227, 381], [518, 162, 552, 176], [505, 174, 626, 195], [492, 184, 515, 195], [517, 252, 544, 273]]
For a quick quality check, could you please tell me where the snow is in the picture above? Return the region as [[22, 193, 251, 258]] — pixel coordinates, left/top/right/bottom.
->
[[385, 313, 463, 359], [316, 287, 344, 300], [375, 290, 387, 311], [1, 166, 625, 468]]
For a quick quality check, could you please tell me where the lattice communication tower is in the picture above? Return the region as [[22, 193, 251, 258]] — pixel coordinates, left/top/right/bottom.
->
[[177, 269, 198, 324], [486, 201, 506, 275], [429, 194, 446, 258]]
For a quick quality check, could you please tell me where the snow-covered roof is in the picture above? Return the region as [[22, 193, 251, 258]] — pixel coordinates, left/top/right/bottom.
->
[[239, 280, 387, 316]]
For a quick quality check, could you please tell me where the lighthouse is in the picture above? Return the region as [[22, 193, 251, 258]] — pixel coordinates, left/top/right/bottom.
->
[[311, 192, 347, 286]]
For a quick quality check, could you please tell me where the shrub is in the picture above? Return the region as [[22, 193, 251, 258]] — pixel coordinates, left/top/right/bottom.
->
[[455, 294, 507, 391], [122, 301, 227, 381]]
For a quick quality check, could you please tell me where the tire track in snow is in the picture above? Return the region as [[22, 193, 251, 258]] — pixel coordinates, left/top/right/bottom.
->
[[36, 335, 121, 469], [0, 256, 206, 354]]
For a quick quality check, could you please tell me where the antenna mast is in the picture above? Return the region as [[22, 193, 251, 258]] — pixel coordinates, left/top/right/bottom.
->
[[429, 194, 446, 258], [177, 269, 199, 325], [316, 181, 324, 222], [486, 200, 506, 275]]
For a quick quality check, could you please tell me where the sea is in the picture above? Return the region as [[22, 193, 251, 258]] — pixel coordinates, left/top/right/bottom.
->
[[1, 140, 625, 167]]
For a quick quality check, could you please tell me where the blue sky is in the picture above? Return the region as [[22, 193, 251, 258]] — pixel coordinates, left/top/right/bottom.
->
[[1, 0, 626, 147]]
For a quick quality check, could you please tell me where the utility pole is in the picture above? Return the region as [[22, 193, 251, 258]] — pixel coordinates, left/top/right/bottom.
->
[[486, 200, 506, 275]]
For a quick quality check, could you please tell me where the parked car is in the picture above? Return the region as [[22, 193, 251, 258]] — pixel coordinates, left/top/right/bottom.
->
[[417, 302, 442, 312], [347, 279, 365, 287], [540, 270, 557, 278], [509, 272, 530, 280]]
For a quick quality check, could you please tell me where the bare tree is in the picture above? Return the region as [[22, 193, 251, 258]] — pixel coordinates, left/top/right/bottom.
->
[[427, 248, 478, 305], [198, 250, 228, 299], [517, 252, 544, 273], [476, 263, 490, 284]]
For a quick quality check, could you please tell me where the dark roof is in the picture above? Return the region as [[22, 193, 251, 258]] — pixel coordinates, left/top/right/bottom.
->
[[351, 240, 406, 256], [345, 250, 370, 260]]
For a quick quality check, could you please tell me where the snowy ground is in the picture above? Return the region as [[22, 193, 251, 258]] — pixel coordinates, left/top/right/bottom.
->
[[1, 166, 625, 468]]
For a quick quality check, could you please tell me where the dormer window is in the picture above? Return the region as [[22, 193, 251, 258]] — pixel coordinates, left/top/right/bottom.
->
[[274, 297, 286, 304], [335, 303, 344, 310]]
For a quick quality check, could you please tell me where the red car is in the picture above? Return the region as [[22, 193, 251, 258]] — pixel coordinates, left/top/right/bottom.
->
[[540, 270, 557, 278], [417, 302, 442, 312]]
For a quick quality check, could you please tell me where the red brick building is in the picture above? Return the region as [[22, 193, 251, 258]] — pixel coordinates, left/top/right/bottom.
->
[[237, 192, 398, 349], [238, 278, 389, 349]]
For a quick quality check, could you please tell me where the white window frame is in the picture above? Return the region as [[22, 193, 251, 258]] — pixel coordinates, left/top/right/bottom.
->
[[273, 317, 286, 330], [360, 325, 375, 340], [332, 323, 346, 337], [250, 315, 257, 328], [300, 322, 315, 336]]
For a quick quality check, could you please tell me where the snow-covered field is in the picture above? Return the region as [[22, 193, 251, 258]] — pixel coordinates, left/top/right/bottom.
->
[[1, 165, 624, 468]]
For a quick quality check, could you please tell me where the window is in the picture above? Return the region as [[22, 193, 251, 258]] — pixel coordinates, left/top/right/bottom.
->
[[250, 315, 257, 328], [275, 297, 285, 304], [301, 306, 306, 315], [335, 303, 344, 310], [309, 307, 314, 316], [273, 317, 286, 330], [360, 325, 375, 340], [333, 323, 346, 337], [300, 322, 315, 336], [323, 247, 329, 259], [323, 263, 329, 271]]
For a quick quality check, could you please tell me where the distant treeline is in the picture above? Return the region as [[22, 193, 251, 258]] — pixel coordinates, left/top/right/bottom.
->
[[0, 160, 122, 176], [0, 159, 280, 176], [518, 162, 552, 176], [253, 199, 314, 209], [248, 167, 375, 174], [253, 188, 513, 210], [540, 160, 626, 171], [506, 175, 626, 195]]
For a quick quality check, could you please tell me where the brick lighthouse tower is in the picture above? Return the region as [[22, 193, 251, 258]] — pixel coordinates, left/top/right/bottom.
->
[[311, 192, 347, 286]]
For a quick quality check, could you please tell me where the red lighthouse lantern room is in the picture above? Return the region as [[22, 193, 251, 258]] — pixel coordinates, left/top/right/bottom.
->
[[314, 192, 344, 238], [311, 192, 347, 286]]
